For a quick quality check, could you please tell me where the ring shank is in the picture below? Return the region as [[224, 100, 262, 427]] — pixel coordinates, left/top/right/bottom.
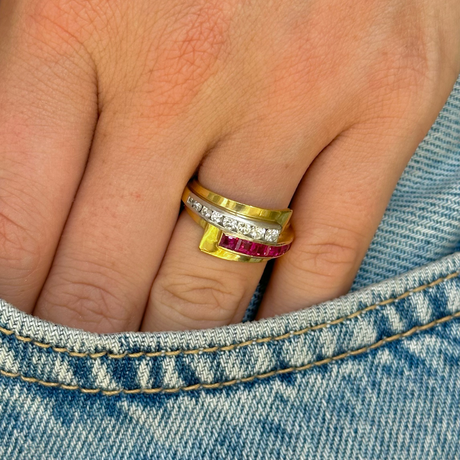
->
[[182, 178, 294, 262]]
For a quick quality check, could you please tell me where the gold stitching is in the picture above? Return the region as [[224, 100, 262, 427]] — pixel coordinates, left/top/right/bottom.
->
[[0, 271, 458, 360], [1, 310, 459, 396]]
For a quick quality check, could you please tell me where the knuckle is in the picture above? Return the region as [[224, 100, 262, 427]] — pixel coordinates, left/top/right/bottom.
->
[[18, 0, 97, 69], [153, 269, 245, 327], [367, 27, 438, 112], [159, 3, 230, 78], [365, 61, 435, 125], [0, 203, 42, 279], [126, 2, 232, 118], [40, 265, 137, 332], [290, 226, 361, 286], [23, 0, 82, 49], [374, 48, 433, 98]]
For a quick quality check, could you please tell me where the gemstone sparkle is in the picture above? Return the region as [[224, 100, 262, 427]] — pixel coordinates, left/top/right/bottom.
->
[[223, 217, 238, 232], [192, 201, 202, 212], [265, 229, 280, 243], [219, 234, 291, 258], [250, 226, 266, 240], [237, 222, 252, 236], [200, 206, 212, 219], [211, 211, 224, 224]]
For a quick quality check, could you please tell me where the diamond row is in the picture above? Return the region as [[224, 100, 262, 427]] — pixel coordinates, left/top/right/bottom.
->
[[187, 195, 280, 243]]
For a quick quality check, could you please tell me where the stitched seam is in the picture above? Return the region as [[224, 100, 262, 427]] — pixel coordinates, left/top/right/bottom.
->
[[0, 271, 458, 359], [1, 310, 459, 396]]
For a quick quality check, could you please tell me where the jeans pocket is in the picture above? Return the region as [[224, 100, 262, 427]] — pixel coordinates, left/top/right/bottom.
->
[[1, 251, 460, 459]]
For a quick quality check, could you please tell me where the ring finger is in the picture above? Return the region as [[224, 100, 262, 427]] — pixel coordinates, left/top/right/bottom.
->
[[141, 113, 342, 331]]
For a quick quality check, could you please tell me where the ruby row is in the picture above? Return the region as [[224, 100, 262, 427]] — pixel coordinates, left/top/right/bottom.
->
[[219, 234, 291, 258]]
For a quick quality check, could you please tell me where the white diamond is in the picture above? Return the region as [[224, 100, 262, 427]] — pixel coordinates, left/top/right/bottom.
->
[[223, 217, 237, 231], [187, 196, 195, 205], [201, 206, 212, 218], [192, 201, 202, 212], [211, 211, 224, 224], [265, 228, 280, 242], [237, 222, 251, 235], [250, 226, 266, 240]]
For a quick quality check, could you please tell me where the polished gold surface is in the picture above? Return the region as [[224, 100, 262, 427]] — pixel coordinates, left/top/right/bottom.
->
[[182, 178, 294, 262], [187, 179, 292, 230]]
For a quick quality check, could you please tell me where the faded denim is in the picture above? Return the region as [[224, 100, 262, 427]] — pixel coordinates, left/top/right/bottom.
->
[[0, 74, 460, 459]]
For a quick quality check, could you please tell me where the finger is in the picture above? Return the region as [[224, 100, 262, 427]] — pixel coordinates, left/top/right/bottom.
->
[[32, 102, 213, 332], [141, 117, 340, 332], [257, 117, 439, 319], [32, 0, 247, 333], [0, 1, 97, 312]]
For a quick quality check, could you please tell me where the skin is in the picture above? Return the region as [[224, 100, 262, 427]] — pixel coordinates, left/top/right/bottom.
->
[[0, 0, 459, 333]]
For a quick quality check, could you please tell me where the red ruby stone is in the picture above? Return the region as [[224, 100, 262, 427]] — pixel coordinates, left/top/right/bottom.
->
[[256, 243, 270, 257], [267, 246, 281, 257], [219, 234, 291, 258], [248, 242, 259, 256], [235, 239, 252, 254], [219, 234, 238, 251], [267, 243, 292, 257]]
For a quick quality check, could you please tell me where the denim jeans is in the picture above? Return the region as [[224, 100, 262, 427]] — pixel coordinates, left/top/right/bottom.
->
[[1, 74, 460, 460]]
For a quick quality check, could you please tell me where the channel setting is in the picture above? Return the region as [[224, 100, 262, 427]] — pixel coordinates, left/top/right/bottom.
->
[[219, 234, 292, 258], [186, 195, 281, 243], [182, 179, 294, 263]]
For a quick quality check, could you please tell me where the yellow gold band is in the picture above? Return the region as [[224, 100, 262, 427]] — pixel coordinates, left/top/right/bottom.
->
[[188, 179, 292, 229], [181, 178, 294, 263]]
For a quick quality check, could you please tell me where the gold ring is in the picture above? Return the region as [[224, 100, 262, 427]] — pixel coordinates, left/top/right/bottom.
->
[[181, 178, 294, 262]]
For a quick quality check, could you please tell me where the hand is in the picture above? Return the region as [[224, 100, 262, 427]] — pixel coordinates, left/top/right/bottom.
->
[[1, 0, 459, 333]]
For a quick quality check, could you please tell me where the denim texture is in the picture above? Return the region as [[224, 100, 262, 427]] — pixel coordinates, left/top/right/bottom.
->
[[0, 76, 459, 459], [244, 74, 460, 321]]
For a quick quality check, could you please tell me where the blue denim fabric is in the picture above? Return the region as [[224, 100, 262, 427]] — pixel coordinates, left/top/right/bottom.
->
[[0, 77, 459, 459]]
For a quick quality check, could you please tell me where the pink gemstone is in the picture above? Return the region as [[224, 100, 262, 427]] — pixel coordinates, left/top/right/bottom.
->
[[262, 245, 272, 257], [255, 244, 270, 257], [220, 235, 291, 258], [268, 243, 292, 257], [219, 234, 238, 251], [267, 246, 282, 257], [234, 239, 243, 253], [248, 243, 261, 256], [236, 239, 252, 254]]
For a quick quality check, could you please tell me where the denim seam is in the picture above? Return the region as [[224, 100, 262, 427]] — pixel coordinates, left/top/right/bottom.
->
[[0, 271, 458, 359], [0, 309, 459, 396]]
